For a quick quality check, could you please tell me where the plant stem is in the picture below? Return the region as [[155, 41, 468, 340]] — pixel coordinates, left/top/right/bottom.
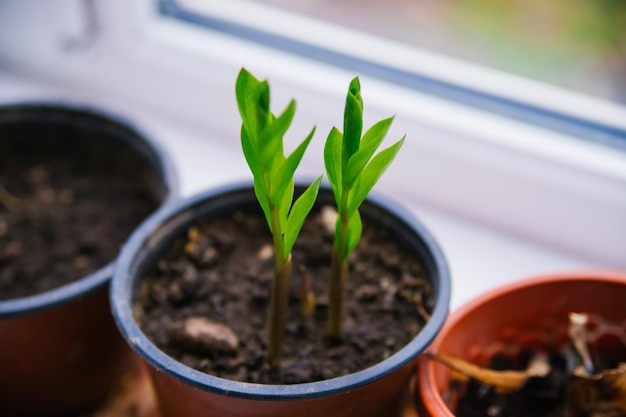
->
[[266, 202, 290, 368], [327, 189, 350, 343], [266, 252, 291, 369]]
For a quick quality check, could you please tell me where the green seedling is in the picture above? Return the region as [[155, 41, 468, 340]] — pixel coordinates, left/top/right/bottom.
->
[[235, 68, 322, 368], [324, 76, 405, 342]]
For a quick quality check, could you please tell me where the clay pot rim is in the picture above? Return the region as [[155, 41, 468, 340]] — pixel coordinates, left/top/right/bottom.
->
[[111, 180, 451, 400], [0, 102, 179, 319], [417, 269, 626, 417]]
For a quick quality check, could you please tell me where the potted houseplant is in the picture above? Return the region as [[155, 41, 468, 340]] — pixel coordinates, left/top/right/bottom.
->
[[417, 269, 626, 417], [0, 103, 178, 417], [111, 69, 451, 417]]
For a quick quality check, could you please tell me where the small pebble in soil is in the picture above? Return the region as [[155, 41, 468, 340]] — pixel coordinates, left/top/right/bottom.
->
[[319, 205, 338, 233], [380, 276, 398, 311], [487, 404, 501, 416], [184, 228, 221, 266], [199, 246, 220, 266], [170, 317, 239, 355], [256, 244, 273, 261]]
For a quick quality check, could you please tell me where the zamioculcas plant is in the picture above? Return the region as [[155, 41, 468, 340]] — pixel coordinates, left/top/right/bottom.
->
[[235, 68, 322, 368], [324, 76, 405, 343]]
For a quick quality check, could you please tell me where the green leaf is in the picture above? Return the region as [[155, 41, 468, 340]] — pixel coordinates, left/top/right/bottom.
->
[[343, 117, 394, 187], [258, 100, 295, 168], [347, 136, 405, 215], [254, 81, 271, 135], [273, 100, 297, 138], [345, 210, 362, 258], [342, 77, 363, 168], [252, 175, 271, 228], [268, 157, 287, 205], [270, 126, 316, 204], [259, 136, 283, 175], [277, 178, 294, 231], [283, 177, 322, 254], [361, 116, 394, 151], [240, 127, 262, 178], [236, 69, 262, 138], [324, 127, 343, 206]]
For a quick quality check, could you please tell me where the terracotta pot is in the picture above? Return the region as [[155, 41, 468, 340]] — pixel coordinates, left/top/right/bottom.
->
[[111, 182, 451, 417], [0, 103, 178, 417], [417, 269, 626, 417]]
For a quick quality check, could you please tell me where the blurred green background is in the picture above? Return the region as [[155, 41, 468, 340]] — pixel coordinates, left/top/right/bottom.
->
[[254, 0, 626, 104]]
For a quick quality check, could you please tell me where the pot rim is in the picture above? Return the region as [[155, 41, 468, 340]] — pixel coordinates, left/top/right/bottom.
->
[[417, 269, 626, 417], [111, 180, 451, 400], [0, 101, 179, 318]]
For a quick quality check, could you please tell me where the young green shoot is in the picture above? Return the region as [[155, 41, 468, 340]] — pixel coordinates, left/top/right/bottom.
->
[[235, 68, 322, 368], [324, 76, 405, 343]]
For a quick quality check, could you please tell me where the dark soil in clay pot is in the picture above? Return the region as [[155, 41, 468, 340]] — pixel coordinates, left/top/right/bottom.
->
[[418, 272, 626, 417], [0, 144, 160, 300], [453, 351, 626, 417], [135, 205, 435, 385], [448, 315, 626, 417]]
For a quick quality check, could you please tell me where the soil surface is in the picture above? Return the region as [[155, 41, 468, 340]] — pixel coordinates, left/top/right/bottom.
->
[[135, 206, 434, 384], [0, 153, 160, 300]]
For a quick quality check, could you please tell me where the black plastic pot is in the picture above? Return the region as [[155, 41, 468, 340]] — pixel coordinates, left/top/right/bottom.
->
[[0, 103, 178, 416], [111, 181, 450, 417]]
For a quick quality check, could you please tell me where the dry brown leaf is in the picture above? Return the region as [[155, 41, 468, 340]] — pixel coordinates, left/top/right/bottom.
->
[[425, 352, 550, 394]]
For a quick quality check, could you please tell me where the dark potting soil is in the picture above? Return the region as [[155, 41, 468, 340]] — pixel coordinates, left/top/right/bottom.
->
[[0, 153, 160, 300], [135, 207, 435, 384]]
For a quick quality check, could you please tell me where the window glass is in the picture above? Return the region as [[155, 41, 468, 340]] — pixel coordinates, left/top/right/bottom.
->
[[245, 0, 626, 105], [160, 0, 626, 149]]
